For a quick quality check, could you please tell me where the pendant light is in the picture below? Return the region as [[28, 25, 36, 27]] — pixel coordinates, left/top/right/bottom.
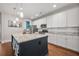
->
[[13, 7, 17, 24], [19, 3, 24, 18], [20, 11, 24, 18]]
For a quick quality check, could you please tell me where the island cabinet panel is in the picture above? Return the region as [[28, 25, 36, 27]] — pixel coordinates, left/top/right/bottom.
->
[[11, 35, 48, 56]]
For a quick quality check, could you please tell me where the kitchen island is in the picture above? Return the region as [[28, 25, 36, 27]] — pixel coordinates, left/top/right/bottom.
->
[[11, 33, 48, 56]]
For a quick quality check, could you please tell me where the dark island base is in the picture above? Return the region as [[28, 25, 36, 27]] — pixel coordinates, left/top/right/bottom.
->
[[12, 35, 48, 56]]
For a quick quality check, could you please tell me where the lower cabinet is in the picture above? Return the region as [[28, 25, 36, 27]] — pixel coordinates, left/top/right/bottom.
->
[[55, 35, 67, 48], [48, 34, 79, 52], [67, 36, 79, 52], [48, 34, 57, 45]]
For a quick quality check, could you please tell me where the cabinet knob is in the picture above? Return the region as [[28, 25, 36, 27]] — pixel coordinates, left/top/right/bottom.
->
[[38, 41, 41, 45]]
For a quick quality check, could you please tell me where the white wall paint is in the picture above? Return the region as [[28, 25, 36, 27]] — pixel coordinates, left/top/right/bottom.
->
[[1, 12, 23, 42]]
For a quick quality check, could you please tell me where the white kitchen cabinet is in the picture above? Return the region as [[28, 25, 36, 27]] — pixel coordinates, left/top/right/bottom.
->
[[48, 34, 57, 45], [33, 17, 46, 28], [47, 15, 53, 28], [67, 36, 79, 52], [48, 34, 67, 48], [47, 11, 66, 28], [52, 12, 66, 27], [48, 34, 79, 52], [67, 7, 79, 27], [55, 35, 67, 48]]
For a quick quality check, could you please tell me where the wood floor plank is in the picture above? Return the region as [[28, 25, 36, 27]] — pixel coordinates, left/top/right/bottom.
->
[[0, 42, 13, 56], [0, 42, 79, 56], [48, 44, 79, 56]]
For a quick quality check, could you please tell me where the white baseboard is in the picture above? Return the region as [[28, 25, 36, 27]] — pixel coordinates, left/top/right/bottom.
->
[[1, 40, 11, 43]]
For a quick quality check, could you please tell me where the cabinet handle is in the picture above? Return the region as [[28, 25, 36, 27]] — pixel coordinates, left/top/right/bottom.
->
[[38, 41, 41, 45]]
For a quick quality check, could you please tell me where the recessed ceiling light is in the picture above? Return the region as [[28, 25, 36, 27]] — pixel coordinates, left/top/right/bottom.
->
[[53, 4, 56, 8]]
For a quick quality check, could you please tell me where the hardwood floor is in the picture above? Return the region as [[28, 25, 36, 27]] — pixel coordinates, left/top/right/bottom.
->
[[0, 42, 79, 56], [0, 42, 13, 56], [48, 44, 79, 56]]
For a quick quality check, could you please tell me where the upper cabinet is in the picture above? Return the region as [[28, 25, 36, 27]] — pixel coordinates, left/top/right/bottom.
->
[[47, 15, 53, 28], [47, 11, 67, 28], [33, 17, 46, 28], [52, 12, 67, 27], [47, 7, 79, 28], [33, 7, 79, 28], [66, 7, 79, 27]]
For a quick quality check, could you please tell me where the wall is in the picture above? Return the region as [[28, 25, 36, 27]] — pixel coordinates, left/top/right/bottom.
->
[[1, 12, 23, 43]]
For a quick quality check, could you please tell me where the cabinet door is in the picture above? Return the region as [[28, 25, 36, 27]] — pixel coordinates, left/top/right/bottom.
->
[[52, 12, 66, 27], [67, 7, 79, 26], [48, 34, 67, 48], [47, 15, 53, 28], [39, 36, 48, 55], [19, 40, 40, 56], [67, 36, 79, 52], [48, 34, 56, 44], [55, 35, 67, 48]]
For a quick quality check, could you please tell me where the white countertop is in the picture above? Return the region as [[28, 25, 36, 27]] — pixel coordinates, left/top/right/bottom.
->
[[12, 33, 48, 43]]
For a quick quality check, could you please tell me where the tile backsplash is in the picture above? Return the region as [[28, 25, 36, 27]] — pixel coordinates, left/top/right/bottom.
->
[[48, 27, 79, 36]]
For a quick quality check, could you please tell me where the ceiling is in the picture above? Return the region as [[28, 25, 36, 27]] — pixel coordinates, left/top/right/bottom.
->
[[0, 3, 70, 19]]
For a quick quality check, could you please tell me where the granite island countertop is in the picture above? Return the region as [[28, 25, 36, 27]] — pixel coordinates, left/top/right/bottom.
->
[[12, 33, 48, 43]]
